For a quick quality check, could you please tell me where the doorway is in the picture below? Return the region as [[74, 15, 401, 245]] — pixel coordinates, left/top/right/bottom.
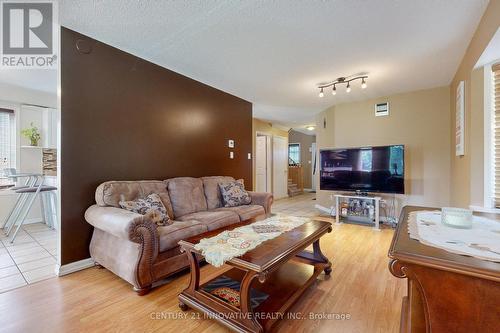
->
[[255, 134, 272, 193], [273, 135, 288, 199]]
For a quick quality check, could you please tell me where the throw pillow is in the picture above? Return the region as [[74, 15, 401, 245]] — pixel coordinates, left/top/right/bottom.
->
[[218, 181, 251, 207], [119, 193, 172, 226]]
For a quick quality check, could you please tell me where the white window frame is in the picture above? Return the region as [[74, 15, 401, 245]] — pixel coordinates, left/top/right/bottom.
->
[[482, 61, 498, 211], [0, 101, 19, 172]]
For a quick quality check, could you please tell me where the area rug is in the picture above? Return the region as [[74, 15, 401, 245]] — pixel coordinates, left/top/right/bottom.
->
[[202, 275, 269, 309]]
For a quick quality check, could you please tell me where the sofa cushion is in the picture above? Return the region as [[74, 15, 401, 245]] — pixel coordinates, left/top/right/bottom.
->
[[219, 181, 251, 207], [119, 193, 172, 226], [177, 210, 240, 231], [201, 176, 235, 210], [165, 177, 208, 218], [95, 180, 174, 219], [216, 205, 265, 221], [157, 221, 208, 252]]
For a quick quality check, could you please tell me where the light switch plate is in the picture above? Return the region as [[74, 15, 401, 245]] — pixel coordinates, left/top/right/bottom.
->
[[247, 153, 251, 159], [228, 140, 235, 148], [229, 151, 234, 159]]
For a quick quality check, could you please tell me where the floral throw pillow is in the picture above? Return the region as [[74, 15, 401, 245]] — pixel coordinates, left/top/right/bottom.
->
[[119, 193, 172, 226], [218, 181, 251, 207]]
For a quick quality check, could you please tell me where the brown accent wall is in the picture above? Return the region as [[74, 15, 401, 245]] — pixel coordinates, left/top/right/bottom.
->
[[449, 0, 500, 207], [288, 130, 316, 189], [61, 28, 252, 265]]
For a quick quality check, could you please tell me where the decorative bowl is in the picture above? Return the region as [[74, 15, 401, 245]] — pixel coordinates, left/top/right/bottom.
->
[[441, 207, 473, 229]]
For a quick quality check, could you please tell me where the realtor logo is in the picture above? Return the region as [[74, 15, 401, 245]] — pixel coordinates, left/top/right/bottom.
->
[[1, 0, 57, 68]]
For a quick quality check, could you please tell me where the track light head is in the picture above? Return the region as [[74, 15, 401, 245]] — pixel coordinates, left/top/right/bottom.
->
[[361, 78, 367, 89], [316, 75, 368, 97], [319, 88, 324, 98]]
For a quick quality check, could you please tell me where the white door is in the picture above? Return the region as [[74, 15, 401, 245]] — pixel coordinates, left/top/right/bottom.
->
[[273, 136, 288, 199], [311, 142, 317, 190], [255, 136, 267, 192]]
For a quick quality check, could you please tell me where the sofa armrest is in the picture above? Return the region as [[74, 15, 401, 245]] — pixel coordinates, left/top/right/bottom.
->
[[248, 191, 273, 213], [85, 205, 159, 245]]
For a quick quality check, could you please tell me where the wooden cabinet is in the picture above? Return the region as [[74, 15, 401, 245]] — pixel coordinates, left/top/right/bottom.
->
[[388, 206, 500, 333]]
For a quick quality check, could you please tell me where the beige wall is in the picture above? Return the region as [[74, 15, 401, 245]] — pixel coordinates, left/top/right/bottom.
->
[[470, 67, 485, 207], [288, 130, 316, 189], [449, 0, 500, 207], [315, 86, 451, 211], [252, 118, 289, 191]]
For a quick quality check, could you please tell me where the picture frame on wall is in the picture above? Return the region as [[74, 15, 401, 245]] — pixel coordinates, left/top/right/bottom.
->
[[455, 81, 465, 156]]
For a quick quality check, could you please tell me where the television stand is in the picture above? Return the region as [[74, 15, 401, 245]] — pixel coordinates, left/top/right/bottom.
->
[[334, 194, 381, 230]]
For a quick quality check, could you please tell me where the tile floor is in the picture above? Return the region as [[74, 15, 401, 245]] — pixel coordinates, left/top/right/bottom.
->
[[272, 192, 319, 217], [0, 223, 57, 294]]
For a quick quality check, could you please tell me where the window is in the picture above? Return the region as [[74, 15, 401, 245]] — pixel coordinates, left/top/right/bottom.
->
[[492, 63, 500, 208], [0, 108, 15, 171], [288, 143, 300, 164]]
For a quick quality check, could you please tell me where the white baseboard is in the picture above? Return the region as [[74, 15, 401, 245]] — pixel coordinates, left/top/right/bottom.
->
[[56, 258, 94, 276], [315, 204, 334, 215]]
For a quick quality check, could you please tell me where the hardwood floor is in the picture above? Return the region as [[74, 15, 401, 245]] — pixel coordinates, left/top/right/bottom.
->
[[0, 195, 405, 333]]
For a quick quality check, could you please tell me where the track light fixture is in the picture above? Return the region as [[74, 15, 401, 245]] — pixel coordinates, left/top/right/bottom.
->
[[317, 75, 368, 97]]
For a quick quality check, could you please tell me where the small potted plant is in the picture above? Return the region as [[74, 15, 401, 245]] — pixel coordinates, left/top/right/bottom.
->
[[21, 122, 41, 146]]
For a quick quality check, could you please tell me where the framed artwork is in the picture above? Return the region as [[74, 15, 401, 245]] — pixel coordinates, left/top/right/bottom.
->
[[455, 81, 465, 156]]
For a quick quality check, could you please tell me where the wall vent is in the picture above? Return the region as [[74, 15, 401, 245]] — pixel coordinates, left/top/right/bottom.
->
[[375, 102, 389, 117]]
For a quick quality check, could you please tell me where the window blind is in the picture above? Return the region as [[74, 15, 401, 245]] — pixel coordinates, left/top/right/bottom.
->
[[493, 63, 500, 207], [0, 109, 14, 171]]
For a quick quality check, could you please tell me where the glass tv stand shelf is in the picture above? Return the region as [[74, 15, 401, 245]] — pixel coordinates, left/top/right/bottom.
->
[[334, 194, 381, 230]]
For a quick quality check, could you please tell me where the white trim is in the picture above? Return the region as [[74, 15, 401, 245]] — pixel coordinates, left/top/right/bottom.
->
[[469, 205, 500, 214], [315, 204, 334, 215], [55, 258, 94, 276], [272, 135, 289, 199], [255, 131, 273, 193]]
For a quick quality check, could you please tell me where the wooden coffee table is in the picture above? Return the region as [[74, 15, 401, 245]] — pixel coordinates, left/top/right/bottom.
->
[[178, 216, 332, 333]]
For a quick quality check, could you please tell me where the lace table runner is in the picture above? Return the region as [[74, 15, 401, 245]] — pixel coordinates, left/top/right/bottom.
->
[[194, 214, 310, 267], [408, 211, 500, 262]]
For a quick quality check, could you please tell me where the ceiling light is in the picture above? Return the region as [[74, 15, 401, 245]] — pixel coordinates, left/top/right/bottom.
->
[[316, 75, 367, 97], [306, 126, 315, 131], [361, 78, 367, 89]]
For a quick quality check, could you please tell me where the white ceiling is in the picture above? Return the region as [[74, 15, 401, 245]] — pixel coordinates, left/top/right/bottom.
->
[[46, 1, 489, 125], [0, 68, 57, 94]]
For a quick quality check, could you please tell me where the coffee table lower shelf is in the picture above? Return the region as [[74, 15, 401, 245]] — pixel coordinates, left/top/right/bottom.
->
[[178, 257, 329, 333]]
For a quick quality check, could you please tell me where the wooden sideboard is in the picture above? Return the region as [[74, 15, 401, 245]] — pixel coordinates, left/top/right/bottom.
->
[[388, 206, 500, 333]]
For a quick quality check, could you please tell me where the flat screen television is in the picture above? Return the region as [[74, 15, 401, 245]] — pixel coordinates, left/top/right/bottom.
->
[[320, 145, 404, 194]]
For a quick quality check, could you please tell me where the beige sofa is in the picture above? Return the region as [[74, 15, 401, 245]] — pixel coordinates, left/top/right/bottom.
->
[[84, 176, 273, 295]]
